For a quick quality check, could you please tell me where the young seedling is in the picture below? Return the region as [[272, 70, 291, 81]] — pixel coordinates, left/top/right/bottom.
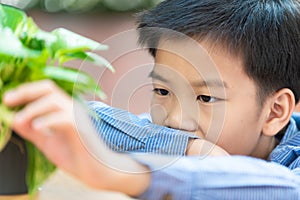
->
[[0, 4, 113, 197]]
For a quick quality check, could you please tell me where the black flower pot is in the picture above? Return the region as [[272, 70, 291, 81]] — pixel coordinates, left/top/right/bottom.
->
[[0, 132, 28, 195]]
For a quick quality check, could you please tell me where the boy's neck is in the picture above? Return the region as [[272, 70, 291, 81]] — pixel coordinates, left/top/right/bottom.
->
[[250, 136, 279, 160]]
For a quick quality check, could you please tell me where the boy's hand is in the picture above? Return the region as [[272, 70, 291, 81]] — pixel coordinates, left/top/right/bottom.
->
[[186, 138, 229, 156], [3, 80, 85, 173], [2, 80, 150, 196]]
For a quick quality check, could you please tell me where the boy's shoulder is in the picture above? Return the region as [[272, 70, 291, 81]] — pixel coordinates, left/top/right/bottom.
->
[[269, 113, 300, 170]]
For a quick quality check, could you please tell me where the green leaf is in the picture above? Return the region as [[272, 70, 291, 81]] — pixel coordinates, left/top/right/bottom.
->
[[42, 66, 106, 99], [30, 29, 57, 50], [0, 4, 26, 33], [57, 51, 115, 73], [0, 4, 113, 198], [0, 28, 40, 58], [86, 52, 115, 72], [51, 28, 109, 52], [58, 51, 88, 65], [0, 104, 14, 152], [26, 142, 56, 197]]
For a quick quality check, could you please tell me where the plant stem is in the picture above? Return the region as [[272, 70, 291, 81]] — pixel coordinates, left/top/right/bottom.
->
[[0, 104, 14, 125], [0, 104, 14, 151]]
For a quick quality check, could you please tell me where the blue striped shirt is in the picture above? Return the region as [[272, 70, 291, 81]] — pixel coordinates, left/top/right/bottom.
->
[[89, 101, 199, 155], [88, 101, 300, 200]]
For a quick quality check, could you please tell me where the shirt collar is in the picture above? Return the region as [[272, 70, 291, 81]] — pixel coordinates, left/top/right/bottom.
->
[[269, 112, 300, 169]]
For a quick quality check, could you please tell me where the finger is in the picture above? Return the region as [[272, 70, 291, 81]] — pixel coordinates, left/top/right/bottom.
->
[[27, 111, 86, 167], [3, 80, 61, 107], [12, 116, 48, 148], [32, 111, 76, 134], [15, 91, 72, 125], [12, 122, 65, 168], [12, 111, 75, 159]]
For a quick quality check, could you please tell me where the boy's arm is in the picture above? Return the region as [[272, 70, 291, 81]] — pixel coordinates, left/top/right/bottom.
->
[[3, 81, 300, 199], [88, 101, 228, 157], [134, 154, 300, 199]]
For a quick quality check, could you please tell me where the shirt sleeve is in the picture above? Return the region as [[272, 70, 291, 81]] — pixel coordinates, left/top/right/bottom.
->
[[87, 101, 199, 155], [132, 154, 300, 200]]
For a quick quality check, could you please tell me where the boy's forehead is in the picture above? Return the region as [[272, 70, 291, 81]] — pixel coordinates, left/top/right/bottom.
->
[[156, 37, 235, 62], [153, 38, 246, 91], [155, 38, 223, 80]]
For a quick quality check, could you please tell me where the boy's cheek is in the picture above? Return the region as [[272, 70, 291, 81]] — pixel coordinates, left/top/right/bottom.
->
[[150, 104, 167, 125]]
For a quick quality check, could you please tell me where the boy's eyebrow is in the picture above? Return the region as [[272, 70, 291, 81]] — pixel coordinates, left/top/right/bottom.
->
[[192, 80, 229, 89], [149, 70, 228, 88], [148, 70, 169, 82]]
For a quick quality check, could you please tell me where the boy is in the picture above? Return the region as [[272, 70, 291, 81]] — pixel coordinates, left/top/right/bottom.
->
[[3, 0, 300, 199]]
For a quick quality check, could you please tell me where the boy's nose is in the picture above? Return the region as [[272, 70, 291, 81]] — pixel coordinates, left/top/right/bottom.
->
[[164, 104, 198, 132]]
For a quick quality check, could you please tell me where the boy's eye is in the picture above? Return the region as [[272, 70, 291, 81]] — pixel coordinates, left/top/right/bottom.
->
[[153, 88, 169, 96], [197, 95, 217, 103]]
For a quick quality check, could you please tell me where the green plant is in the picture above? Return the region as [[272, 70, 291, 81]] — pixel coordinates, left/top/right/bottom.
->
[[5, 0, 163, 13], [0, 4, 113, 197]]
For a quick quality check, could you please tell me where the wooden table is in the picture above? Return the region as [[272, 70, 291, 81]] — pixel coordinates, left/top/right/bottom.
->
[[0, 170, 136, 200], [0, 195, 28, 200]]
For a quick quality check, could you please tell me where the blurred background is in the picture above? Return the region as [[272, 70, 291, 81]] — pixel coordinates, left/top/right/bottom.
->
[[0, 0, 162, 12], [0, 0, 162, 114]]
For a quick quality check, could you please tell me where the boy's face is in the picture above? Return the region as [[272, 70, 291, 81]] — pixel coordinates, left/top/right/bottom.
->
[[150, 39, 269, 156]]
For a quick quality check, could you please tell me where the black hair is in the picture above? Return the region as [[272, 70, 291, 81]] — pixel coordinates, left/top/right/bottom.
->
[[136, 0, 300, 105]]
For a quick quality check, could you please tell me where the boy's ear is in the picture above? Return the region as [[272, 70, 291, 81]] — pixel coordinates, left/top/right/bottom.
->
[[262, 88, 295, 137]]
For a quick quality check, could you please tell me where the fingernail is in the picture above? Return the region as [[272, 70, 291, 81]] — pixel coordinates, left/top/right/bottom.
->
[[3, 90, 15, 102]]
